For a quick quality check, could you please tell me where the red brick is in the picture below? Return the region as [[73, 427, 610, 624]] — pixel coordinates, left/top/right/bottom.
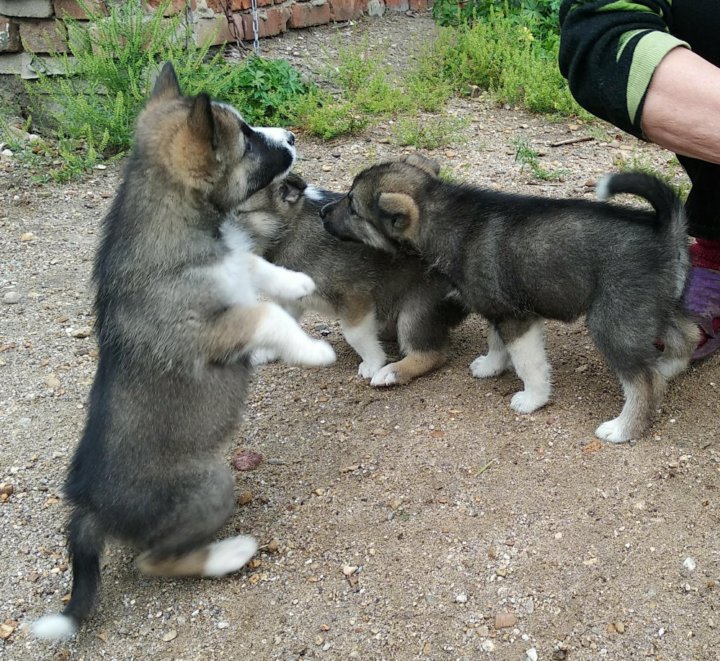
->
[[288, 1, 331, 29], [53, 0, 107, 19], [257, 0, 273, 7], [18, 19, 68, 53], [194, 13, 242, 46], [328, 0, 363, 21], [409, 0, 429, 10], [145, 0, 197, 15], [241, 6, 288, 38], [0, 16, 21, 52], [206, 0, 244, 11], [384, 0, 409, 10]]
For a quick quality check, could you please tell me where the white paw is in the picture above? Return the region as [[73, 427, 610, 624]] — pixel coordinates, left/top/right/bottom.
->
[[470, 354, 508, 378], [370, 364, 399, 387], [275, 271, 316, 300], [250, 347, 279, 366], [510, 390, 548, 414], [656, 357, 688, 380], [358, 359, 385, 379], [296, 339, 336, 367], [595, 419, 633, 444], [203, 535, 258, 577]]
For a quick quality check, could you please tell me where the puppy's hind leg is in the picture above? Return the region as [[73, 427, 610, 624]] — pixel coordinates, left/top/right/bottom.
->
[[371, 350, 447, 387], [340, 299, 387, 379], [595, 370, 657, 443], [470, 323, 511, 378], [657, 311, 698, 380], [136, 465, 257, 578], [372, 296, 450, 386], [500, 319, 552, 414]]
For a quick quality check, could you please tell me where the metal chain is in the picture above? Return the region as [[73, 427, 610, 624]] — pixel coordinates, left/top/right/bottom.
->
[[250, 0, 260, 56], [218, 0, 247, 53]]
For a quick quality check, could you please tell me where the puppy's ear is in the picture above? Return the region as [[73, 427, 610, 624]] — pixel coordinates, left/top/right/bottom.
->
[[188, 93, 216, 149], [150, 62, 181, 102], [378, 192, 419, 233], [404, 154, 440, 177]]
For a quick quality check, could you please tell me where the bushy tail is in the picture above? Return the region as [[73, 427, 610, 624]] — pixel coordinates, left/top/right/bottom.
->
[[32, 509, 104, 640], [597, 172, 689, 298]]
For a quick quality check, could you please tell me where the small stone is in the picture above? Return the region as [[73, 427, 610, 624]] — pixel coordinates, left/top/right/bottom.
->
[[314, 634, 324, 645], [162, 629, 177, 642], [342, 565, 358, 576], [45, 375, 61, 390], [526, 648, 538, 661], [232, 449, 264, 471], [455, 593, 468, 603], [72, 327, 92, 339], [615, 621, 625, 634], [683, 557, 697, 571], [237, 490, 253, 505], [0, 483, 14, 497], [0, 622, 16, 639], [20, 232, 35, 242], [481, 640, 496, 652], [266, 538, 280, 553], [494, 612, 518, 629], [217, 621, 229, 629], [3, 291, 20, 304]]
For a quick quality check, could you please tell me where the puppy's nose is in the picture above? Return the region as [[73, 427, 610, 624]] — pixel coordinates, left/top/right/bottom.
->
[[286, 130, 295, 146]]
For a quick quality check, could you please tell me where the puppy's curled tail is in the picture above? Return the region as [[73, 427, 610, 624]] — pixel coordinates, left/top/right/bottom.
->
[[597, 172, 689, 298], [32, 508, 104, 640]]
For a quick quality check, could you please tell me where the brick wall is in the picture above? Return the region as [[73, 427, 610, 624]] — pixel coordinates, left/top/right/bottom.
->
[[0, 0, 431, 79]]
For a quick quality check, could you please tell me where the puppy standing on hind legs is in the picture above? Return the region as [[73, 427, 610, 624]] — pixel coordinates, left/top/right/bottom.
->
[[32, 62, 334, 641], [321, 154, 697, 443]]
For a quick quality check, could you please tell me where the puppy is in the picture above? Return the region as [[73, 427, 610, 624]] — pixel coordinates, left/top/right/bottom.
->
[[32, 63, 334, 640], [234, 172, 468, 386], [320, 154, 697, 443]]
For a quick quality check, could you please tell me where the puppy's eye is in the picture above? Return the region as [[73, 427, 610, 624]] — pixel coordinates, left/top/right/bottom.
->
[[245, 140, 253, 154]]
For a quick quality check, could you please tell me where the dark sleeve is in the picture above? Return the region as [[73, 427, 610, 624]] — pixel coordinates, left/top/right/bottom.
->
[[558, 0, 689, 139]]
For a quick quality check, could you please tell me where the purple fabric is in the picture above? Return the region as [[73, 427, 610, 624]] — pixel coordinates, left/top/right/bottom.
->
[[685, 267, 720, 360]]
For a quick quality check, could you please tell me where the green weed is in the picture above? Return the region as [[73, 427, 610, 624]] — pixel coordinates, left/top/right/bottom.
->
[[23, 0, 313, 180], [391, 115, 469, 150], [513, 136, 567, 181]]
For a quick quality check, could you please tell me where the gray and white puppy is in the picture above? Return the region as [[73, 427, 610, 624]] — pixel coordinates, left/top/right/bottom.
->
[[320, 154, 697, 443], [234, 172, 468, 386], [32, 63, 334, 640]]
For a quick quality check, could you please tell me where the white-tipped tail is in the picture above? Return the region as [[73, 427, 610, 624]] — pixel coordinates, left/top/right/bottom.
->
[[595, 174, 613, 201], [203, 535, 258, 577], [31, 613, 77, 640]]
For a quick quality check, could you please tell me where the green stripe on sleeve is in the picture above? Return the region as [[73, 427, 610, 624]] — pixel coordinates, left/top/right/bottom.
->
[[627, 31, 689, 124], [617, 29, 644, 61], [598, 1, 656, 13]]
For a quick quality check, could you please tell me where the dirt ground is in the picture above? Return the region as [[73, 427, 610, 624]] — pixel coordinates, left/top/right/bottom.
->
[[2, 12, 720, 661]]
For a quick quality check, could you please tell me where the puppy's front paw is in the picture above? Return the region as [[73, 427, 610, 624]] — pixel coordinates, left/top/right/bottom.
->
[[297, 339, 336, 367], [470, 353, 509, 378], [358, 359, 385, 380], [595, 419, 633, 444], [370, 364, 400, 387], [203, 535, 258, 577], [510, 390, 548, 414], [250, 347, 279, 366], [276, 271, 316, 300]]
